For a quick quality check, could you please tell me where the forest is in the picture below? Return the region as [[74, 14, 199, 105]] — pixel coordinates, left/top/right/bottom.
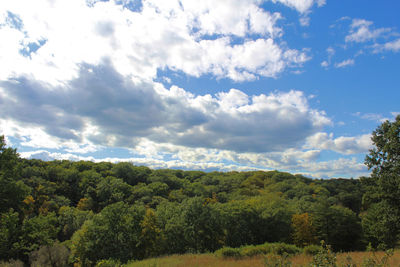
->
[[0, 116, 399, 266]]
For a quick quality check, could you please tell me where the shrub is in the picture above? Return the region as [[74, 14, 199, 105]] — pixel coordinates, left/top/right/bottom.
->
[[264, 253, 292, 267], [30, 242, 70, 267], [96, 259, 122, 267], [241, 244, 271, 257], [362, 249, 394, 267], [310, 241, 337, 267], [215, 247, 242, 258], [303, 244, 321, 255], [0, 259, 24, 267], [216, 242, 302, 259], [270, 243, 301, 255]]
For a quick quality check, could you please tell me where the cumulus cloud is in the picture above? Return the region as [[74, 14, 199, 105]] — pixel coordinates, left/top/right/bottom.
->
[[0, 0, 374, 179], [305, 132, 372, 155], [0, 62, 331, 154], [299, 157, 368, 178], [0, 0, 309, 83], [19, 144, 369, 178]]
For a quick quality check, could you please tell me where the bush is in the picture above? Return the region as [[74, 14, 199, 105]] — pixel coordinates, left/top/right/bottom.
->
[[30, 242, 70, 267], [96, 259, 122, 267], [0, 259, 24, 267], [362, 249, 393, 267], [270, 243, 301, 255], [310, 241, 337, 267], [216, 242, 301, 259], [303, 244, 321, 255], [240, 245, 270, 257], [264, 253, 292, 267], [215, 247, 242, 258]]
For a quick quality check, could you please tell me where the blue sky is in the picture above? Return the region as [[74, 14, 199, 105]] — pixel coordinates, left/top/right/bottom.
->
[[0, 0, 399, 178]]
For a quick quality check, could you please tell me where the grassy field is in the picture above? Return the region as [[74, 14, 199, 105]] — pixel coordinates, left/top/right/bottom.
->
[[126, 251, 400, 267]]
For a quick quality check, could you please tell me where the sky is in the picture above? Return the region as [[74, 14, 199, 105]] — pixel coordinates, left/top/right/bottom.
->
[[0, 0, 399, 178]]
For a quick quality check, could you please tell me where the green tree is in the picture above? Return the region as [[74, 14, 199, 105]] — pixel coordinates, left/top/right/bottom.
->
[[111, 163, 150, 186], [0, 209, 22, 261], [71, 202, 145, 265], [0, 135, 29, 213], [180, 197, 224, 252], [312, 202, 362, 251], [20, 212, 59, 261], [138, 208, 163, 258], [361, 202, 398, 249], [58, 206, 92, 241], [362, 115, 400, 248]]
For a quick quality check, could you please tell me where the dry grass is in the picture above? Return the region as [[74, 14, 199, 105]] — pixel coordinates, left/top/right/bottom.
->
[[126, 254, 266, 267], [336, 251, 400, 266], [127, 250, 400, 267]]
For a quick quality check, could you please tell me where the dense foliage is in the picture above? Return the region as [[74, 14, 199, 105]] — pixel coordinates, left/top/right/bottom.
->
[[0, 116, 399, 266], [362, 115, 400, 249]]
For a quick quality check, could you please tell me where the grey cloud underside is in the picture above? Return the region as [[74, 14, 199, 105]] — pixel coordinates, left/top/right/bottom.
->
[[1, 62, 325, 153]]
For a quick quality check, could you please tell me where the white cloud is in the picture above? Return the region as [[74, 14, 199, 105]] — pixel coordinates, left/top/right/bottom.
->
[[327, 47, 335, 56], [334, 59, 354, 68], [272, 0, 322, 14], [320, 47, 335, 68], [338, 18, 400, 56], [316, 0, 326, 7], [299, 16, 310, 27], [353, 112, 399, 123], [0, 63, 331, 154], [299, 157, 368, 178], [19, 144, 369, 178], [0, 119, 101, 153], [373, 38, 400, 53], [270, 0, 325, 27], [345, 19, 391, 43], [305, 132, 372, 155], [0, 0, 309, 83]]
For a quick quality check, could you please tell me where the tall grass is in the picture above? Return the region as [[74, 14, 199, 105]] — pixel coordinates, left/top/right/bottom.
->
[[126, 250, 400, 267]]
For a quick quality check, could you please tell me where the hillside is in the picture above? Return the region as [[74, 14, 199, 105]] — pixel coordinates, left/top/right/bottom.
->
[[1, 114, 399, 267]]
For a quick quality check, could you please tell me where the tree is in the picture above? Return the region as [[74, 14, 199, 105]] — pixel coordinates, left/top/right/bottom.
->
[[20, 213, 59, 257], [361, 202, 398, 249], [362, 115, 400, 248], [111, 163, 150, 186], [71, 202, 145, 265], [138, 208, 163, 258], [0, 135, 29, 213], [0, 209, 22, 261], [312, 201, 362, 251], [29, 242, 70, 267], [291, 213, 317, 247]]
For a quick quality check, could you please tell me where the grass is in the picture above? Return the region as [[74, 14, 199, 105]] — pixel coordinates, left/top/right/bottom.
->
[[126, 254, 266, 267], [126, 250, 400, 267]]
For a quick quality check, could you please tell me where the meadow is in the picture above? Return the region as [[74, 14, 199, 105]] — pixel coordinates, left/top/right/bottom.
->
[[126, 250, 400, 267]]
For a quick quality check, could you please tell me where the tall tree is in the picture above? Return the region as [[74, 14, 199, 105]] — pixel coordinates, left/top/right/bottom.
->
[[362, 115, 400, 248], [0, 135, 29, 213]]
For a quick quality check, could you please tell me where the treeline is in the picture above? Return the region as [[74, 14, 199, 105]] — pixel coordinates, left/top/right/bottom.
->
[[0, 113, 399, 267]]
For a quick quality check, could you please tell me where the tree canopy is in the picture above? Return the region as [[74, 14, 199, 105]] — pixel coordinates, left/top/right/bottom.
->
[[0, 125, 399, 265]]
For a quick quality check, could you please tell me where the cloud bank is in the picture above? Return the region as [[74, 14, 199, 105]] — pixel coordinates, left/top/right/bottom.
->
[[0, 0, 375, 178]]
